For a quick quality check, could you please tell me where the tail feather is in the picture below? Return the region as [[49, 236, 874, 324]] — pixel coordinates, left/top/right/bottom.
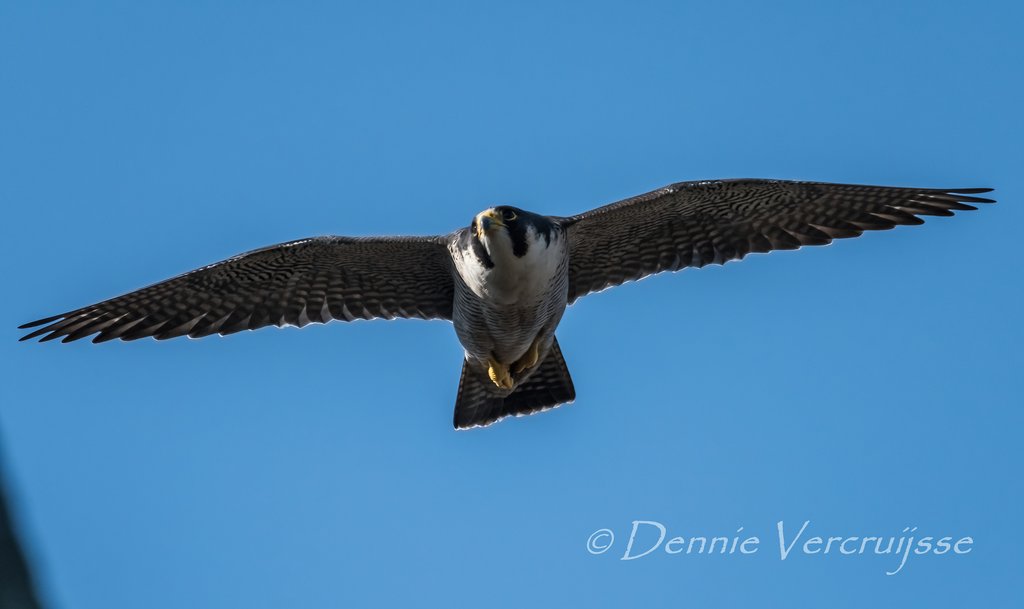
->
[[453, 337, 575, 430]]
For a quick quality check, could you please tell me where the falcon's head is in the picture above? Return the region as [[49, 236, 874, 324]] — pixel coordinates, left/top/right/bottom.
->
[[470, 206, 558, 262]]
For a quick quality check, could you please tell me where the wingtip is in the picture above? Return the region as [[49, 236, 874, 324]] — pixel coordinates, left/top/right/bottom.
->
[[18, 325, 54, 342], [18, 315, 62, 330], [947, 187, 996, 204]]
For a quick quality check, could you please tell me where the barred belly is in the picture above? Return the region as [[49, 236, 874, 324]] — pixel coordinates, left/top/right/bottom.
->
[[452, 278, 567, 365]]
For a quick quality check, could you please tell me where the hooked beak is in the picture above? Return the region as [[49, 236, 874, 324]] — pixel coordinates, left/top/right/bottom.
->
[[475, 209, 505, 240]]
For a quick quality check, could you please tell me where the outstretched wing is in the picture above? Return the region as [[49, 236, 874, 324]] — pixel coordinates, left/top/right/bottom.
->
[[19, 236, 455, 343], [561, 179, 994, 303]]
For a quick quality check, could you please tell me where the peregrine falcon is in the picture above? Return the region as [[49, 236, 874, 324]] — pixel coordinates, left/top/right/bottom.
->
[[19, 179, 993, 429]]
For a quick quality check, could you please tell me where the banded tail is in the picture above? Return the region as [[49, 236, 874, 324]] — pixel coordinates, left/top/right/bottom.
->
[[453, 337, 575, 429]]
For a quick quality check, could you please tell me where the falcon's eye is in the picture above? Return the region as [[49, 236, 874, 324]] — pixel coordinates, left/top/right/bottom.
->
[[502, 210, 517, 221]]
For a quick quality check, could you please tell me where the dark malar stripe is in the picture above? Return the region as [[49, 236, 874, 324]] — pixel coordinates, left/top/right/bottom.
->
[[468, 232, 494, 269]]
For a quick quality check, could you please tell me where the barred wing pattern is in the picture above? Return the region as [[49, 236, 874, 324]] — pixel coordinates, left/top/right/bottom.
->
[[19, 236, 455, 343], [562, 179, 994, 303]]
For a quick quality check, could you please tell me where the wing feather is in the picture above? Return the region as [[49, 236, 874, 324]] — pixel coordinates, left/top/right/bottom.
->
[[561, 179, 993, 302], [20, 235, 455, 343]]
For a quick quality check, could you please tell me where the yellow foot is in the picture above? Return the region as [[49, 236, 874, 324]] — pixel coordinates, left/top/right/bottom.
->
[[513, 335, 543, 374], [487, 359, 514, 389]]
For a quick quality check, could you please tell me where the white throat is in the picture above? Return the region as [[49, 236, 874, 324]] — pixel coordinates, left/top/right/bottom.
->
[[458, 225, 564, 306]]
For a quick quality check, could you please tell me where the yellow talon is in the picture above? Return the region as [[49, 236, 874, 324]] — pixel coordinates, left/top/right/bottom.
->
[[488, 359, 514, 389], [513, 338, 541, 374]]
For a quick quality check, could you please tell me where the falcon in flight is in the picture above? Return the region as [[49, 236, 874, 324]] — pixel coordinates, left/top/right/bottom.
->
[[19, 179, 993, 429]]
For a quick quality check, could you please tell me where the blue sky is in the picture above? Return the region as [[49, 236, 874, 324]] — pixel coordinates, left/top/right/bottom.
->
[[1, 1, 1021, 607]]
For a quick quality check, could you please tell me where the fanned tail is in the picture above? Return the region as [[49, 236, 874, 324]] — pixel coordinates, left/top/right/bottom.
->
[[453, 337, 575, 430]]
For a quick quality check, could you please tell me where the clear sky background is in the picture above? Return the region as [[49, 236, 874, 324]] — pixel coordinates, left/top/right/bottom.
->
[[1, 1, 1021, 607]]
